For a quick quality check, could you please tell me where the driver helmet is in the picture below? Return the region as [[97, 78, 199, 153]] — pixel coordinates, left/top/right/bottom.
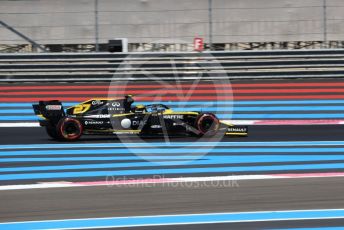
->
[[133, 104, 146, 113]]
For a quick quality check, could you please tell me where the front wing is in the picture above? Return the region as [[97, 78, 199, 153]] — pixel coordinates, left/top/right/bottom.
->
[[220, 121, 248, 136]]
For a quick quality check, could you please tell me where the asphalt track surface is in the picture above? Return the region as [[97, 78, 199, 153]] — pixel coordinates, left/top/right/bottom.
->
[[2, 177, 344, 229], [1, 125, 344, 229]]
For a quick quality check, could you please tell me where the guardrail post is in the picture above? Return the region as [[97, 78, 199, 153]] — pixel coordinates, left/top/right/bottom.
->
[[95, 0, 100, 52], [323, 0, 327, 48], [208, 0, 213, 51]]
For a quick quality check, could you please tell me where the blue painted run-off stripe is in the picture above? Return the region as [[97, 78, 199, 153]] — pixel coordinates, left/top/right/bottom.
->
[[2, 142, 344, 180], [2, 154, 344, 173], [0, 209, 343, 230], [4, 147, 344, 156], [282, 227, 344, 230], [1, 162, 344, 181], [3, 141, 344, 150]]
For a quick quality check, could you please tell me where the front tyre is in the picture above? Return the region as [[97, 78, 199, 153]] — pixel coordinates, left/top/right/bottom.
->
[[195, 113, 220, 136], [56, 117, 83, 141]]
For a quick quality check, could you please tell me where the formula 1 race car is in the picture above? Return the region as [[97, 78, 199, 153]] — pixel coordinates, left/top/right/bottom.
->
[[33, 95, 248, 141]]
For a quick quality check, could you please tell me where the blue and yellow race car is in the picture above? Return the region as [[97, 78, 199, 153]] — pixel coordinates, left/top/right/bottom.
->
[[33, 95, 248, 141]]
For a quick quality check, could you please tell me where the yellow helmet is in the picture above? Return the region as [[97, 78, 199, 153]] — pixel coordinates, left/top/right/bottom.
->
[[135, 104, 145, 109]]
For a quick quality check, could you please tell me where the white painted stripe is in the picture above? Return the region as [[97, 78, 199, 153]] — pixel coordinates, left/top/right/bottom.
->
[[227, 120, 257, 125], [0, 122, 40, 127], [1, 173, 344, 191], [0, 183, 79, 190]]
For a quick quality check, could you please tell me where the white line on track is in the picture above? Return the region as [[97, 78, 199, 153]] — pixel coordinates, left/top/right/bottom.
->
[[0, 122, 40, 127]]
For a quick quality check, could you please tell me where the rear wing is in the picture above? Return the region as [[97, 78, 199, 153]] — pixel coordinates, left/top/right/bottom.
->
[[32, 100, 65, 122]]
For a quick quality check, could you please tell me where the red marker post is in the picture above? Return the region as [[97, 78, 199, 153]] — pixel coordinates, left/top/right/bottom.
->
[[194, 37, 204, 52]]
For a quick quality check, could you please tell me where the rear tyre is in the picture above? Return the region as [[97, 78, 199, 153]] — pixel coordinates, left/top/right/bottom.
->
[[195, 113, 220, 137], [56, 117, 83, 141]]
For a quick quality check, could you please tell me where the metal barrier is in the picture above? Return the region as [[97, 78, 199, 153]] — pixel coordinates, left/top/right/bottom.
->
[[1, 49, 344, 82]]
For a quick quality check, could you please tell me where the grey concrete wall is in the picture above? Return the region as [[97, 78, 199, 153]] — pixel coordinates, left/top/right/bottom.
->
[[0, 0, 342, 44]]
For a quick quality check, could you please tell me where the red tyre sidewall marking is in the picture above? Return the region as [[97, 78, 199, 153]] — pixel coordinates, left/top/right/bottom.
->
[[197, 113, 220, 135], [60, 118, 83, 140]]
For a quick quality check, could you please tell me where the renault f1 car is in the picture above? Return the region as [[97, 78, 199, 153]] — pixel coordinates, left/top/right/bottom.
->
[[33, 95, 248, 141]]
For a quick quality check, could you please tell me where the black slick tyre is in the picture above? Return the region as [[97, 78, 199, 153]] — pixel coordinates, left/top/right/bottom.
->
[[195, 113, 220, 137], [56, 117, 83, 141]]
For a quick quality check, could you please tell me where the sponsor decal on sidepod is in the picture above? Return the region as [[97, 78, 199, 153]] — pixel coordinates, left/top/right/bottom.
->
[[91, 100, 104, 106], [163, 115, 184, 119], [85, 120, 104, 125]]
